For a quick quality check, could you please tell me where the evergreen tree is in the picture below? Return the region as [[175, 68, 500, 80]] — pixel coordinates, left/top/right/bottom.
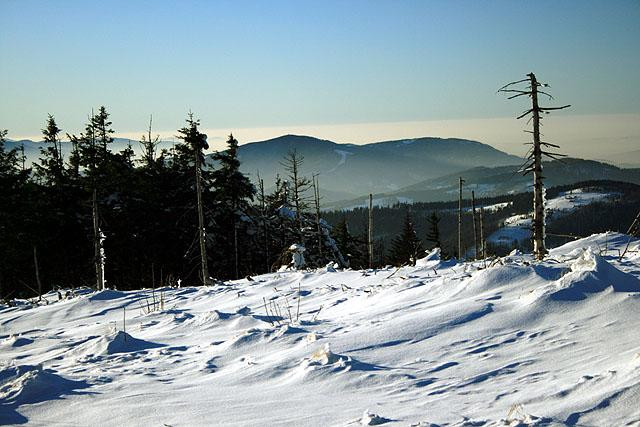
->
[[280, 150, 311, 240], [388, 212, 423, 266], [211, 134, 256, 278], [34, 114, 64, 185], [426, 211, 442, 249], [333, 216, 366, 268], [176, 113, 212, 284]]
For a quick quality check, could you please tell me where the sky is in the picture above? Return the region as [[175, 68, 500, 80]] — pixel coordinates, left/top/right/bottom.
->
[[1, 0, 639, 158]]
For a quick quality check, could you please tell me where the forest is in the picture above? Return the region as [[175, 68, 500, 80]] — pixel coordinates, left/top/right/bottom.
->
[[0, 108, 348, 299], [1, 108, 638, 301]]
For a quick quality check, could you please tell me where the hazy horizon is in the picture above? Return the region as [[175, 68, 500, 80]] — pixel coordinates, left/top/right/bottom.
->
[[2, 0, 639, 162], [6, 113, 640, 164]]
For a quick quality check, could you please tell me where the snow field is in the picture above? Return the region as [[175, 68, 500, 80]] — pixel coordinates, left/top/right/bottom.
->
[[1, 233, 640, 426]]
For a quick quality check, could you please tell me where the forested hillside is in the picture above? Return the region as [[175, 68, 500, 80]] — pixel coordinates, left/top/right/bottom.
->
[[0, 111, 344, 300]]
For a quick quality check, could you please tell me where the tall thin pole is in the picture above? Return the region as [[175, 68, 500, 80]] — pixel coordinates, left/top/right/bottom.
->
[[260, 178, 270, 272], [92, 188, 104, 290], [313, 175, 323, 258], [480, 206, 486, 259], [530, 73, 547, 260], [194, 129, 210, 285], [458, 177, 464, 260], [234, 224, 239, 279], [472, 190, 479, 260], [33, 246, 42, 301], [368, 193, 373, 269]]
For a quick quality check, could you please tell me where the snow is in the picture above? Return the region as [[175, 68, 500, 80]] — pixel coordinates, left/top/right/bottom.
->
[[327, 149, 354, 173], [488, 188, 618, 246], [546, 189, 618, 215], [344, 196, 414, 210], [2, 233, 640, 425]]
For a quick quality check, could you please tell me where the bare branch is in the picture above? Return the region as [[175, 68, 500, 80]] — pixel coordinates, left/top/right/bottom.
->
[[539, 104, 571, 111], [538, 90, 555, 100], [540, 141, 561, 148], [516, 109, 534, 120], [508, 92, 531, 100], [497, 78, 530, 92]]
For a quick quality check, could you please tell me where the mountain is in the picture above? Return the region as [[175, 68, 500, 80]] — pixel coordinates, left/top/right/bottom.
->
[[233, 135, 521, 201], [328, 158, 640, 209], [3, 138, 176, 164]]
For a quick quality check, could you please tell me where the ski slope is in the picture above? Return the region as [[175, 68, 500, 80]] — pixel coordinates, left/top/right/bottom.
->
[[1, 233, 640, 426]]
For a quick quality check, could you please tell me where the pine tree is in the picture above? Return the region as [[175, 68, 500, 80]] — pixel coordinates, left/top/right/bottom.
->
[[333, 216, 366, 268], [177, 113, 211, 285], [280, 150, 311, 241], [211, 134, 256, 278], [34, 114, 64, 185], [426, 211, 442, 249], [388, 212, 423, 266]]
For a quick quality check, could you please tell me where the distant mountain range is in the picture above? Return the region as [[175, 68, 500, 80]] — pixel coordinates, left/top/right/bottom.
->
[[7, 135, 640, 207], [233, 135, 521, 202], [328, 158, 640, 209]]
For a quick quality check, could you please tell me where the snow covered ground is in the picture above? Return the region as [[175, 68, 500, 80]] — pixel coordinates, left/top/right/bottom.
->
[[2, 233, 640, 426], [487, 189, 618, 247]]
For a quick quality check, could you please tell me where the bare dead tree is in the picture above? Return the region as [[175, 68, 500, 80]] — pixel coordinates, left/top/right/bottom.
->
[[139, 114, 160, 166], [312, 174, 323, 258], [620, 210, 640, 260], [472, 190, 479, 260], [281, 150, 311, 241], [92, 188, 104, 290], [368, 193, 374, 269], [33, 246, 42, 301], [458, 177, 465, 260], [479, 206, 486, 260], [499, 72, 570, 260], [257, 174, 270, 271]]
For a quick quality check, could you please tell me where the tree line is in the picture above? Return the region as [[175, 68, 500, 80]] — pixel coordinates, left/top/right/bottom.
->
[[0, 109, 346, 300]]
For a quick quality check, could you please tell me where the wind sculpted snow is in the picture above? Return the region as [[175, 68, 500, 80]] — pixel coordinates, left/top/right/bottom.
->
[[1, 233, 640, 426]]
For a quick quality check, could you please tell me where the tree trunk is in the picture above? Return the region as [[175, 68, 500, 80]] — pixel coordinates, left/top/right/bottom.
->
[[530, 73, 547, 260], [195, 144, 210, 285], [92, 188, 104, 290], [472, 190, 479, 260], [368, 194, 373, 269], [458, 177, 464, 260], [33, 246, 42, 301], [260, 178, 270, 272], [313, 176, 323, 259], [479, 206, 485, 259]]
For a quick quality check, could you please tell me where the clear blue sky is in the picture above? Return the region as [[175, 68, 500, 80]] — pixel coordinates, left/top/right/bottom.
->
[[1, 0, 639, 142]]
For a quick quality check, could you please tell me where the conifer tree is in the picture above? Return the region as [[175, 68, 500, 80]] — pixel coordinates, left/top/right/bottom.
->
[[280, 149, 311, 241], [177, 113, 211, 285], [388, 212, 423, 266], [426, 211, 442, 250], [35, 114, 64, 185], [211, 134, 256, 278]]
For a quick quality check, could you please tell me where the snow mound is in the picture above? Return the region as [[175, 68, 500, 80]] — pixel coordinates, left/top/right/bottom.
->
[[309, 343, 343, 366], [74, 331, 164, 359], [360, 410, 391, 425], [89, 289, 127, 301], [0, 364, 89, 407], [416, 248, 440, 266], [549, 248, 640, 301], [2, 335, 34, 348]]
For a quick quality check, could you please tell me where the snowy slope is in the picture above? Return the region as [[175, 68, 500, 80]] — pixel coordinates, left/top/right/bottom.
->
[[488, 188, 618, 247], [2, 233, 640, 426]]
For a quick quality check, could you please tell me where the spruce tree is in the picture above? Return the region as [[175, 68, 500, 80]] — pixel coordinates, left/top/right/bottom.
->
[[211, 134, 256, 278], [34, 114, 64, 185], [388, 212, 423, 266], [426, 211, 442, 249]]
